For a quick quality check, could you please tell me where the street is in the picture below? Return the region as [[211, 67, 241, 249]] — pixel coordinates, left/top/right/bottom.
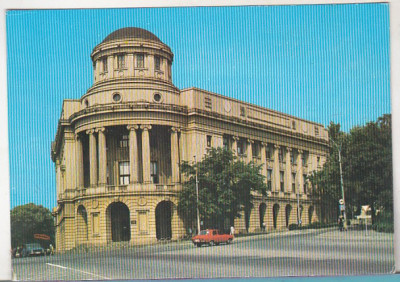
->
[[12, 228, 394, 280]]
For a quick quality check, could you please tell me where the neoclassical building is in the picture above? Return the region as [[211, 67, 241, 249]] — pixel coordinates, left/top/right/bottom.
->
[[51, 27, 329, 251]]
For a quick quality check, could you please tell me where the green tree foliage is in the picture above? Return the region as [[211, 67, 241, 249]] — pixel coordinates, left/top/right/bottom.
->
[[178, 147, 266, 231], [309, 114, 392, 226], [10, 203, 55, 248], [345, 114, 392, 222]]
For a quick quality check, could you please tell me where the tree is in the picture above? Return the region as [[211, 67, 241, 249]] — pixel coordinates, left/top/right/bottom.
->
[[309, 114, 392, 226], [308, 122, 347, 223], [10, 203, 55, 248], [344, 114, 392, 223], [178, 147, 266, 232]]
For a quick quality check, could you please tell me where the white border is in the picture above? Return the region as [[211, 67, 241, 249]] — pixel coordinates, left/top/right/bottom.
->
[[0, 0, 397, 280]]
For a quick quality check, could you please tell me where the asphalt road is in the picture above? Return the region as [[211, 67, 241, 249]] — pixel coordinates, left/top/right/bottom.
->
[[12, 228, 395, 280]]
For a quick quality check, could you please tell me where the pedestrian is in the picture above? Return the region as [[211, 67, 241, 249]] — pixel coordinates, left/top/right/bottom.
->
[[49, 244, 54, 255], [230, 226, 235, 237], [338, 216, 344, 231]]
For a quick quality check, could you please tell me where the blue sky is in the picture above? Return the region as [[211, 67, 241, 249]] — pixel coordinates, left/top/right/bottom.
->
[[6, 5, 390, 210]]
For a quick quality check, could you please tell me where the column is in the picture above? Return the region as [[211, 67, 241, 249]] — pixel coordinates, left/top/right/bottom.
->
[[285, 147, 292, 193], [56, 159, 61, 200], [127, 54, 134, 77], [273, 145, 280, 193], [96, 127, 107, 185], [297, 150, 304, 194], [141, 125, 152, 183], [87, 129, 97, 186], [171, 127, 180, 183], [107, 56, 114, 78], [246, 139, 253, 163], [75, 134, 84, 188], [127, 125, 139, 183], [260, 142, 267, 179], [232, 136, 239, 155]]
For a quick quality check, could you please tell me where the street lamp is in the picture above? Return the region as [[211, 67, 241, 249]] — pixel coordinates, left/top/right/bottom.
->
[[331, 139, 347, 229], [194, 155, 201, 234]]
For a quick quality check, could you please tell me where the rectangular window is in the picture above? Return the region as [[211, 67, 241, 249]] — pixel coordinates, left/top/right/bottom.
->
[[240, 106, 246, 117], [315, 126, 319, 136], [237, 139, 245, 155], [119, 135, 129, 148], [119, 161, 130, 185], [206, 135, 212, 147], [292, 121, 297, 130], [292, 173, 296, 193], [252, 142, 259, 158], [291, 151, 296, 164], [223, 136, 229, 150], [302, 152, 308, 166], [266, 146, 272, 159], [154, 56, 161, 71], [279, 148, 284, 162], [136, 54, 144, 68], [280, 171, 284, 192], [303, 175, 307, 194], [150, 161, 159, 184], [267, 169, 272, 191], [117, 54, 125, 69], [204, 97, 212, 109], [102, 57, 108, 72], [92, 213, 99, 236]]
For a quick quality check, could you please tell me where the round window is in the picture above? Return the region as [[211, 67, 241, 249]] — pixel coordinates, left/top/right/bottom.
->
[[113, 93, 122, 102], [153, 93, 162, 102]]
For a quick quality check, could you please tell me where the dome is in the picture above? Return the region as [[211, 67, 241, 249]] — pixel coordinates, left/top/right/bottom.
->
[[102, 27, 162, 43]]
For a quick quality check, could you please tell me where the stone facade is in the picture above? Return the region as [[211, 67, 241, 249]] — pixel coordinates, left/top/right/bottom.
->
[[51, 27, 329, 251]]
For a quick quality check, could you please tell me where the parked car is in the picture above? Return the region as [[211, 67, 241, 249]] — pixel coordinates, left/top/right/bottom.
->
[[191, 229, 233, 247], [21, 243, 45, 257]]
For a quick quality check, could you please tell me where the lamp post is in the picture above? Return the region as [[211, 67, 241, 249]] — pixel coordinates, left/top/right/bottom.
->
[[194, 155, 201, 234], [331, 139, 347, 229]]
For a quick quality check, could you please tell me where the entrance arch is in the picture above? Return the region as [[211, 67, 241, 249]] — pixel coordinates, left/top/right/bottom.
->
[[285, 204, 292, 227], [273, 204, 280, 229], [155, 201, 172, 240], [259, 203, 266, 230], [107, 202, 131, 242], [77, 205, 88, 243]]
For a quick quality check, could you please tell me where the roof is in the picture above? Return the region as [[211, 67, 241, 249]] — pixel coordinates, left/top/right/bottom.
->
[[102, 27, 162, 43]]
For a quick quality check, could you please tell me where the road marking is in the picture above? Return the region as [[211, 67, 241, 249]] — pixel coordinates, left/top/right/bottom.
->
[[46, 263, 111, 279]]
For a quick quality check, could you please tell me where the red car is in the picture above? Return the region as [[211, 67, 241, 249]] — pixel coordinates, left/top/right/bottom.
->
[[191, 229, 233, 247]]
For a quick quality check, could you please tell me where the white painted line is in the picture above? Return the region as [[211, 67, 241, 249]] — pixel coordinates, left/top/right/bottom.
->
[[46, 263, 111, 280]]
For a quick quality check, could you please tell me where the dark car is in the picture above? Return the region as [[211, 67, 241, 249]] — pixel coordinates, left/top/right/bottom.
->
[[21, 243, 45, 257]]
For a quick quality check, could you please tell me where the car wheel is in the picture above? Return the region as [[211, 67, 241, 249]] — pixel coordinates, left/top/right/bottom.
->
[[209, 241, 215, 247], [196, 243, 201, 247], [215, 242, 220, 246], [227, 239, 232, 244]]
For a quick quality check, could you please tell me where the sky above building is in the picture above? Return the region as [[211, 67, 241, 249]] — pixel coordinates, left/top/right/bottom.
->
[[6, 4, 390, 210]]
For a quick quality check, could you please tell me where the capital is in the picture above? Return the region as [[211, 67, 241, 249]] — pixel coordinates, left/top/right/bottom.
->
[[127, 124, 139, 131], [274, 144, 280, 149], [232, 136, 240, 141], [95, 127, 106, 133], [86, 129, 95, 135], [298, 149, 303, 154], [261, 141, 267, 147], [248, 139, 254, 144], [170, 127, 180, 133], [287, 147, 292, 152], [140, 124, 152, 131]]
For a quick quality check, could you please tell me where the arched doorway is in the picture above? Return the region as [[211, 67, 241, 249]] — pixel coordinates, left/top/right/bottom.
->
[[156, 201, 172, 240], [259, 203, 267, 230], [107, 202, 131, 242], [285, 204, 292, 227], [308, 206, 314, 224], [273, 204, 280, 229], [77, 205, 88, 243]]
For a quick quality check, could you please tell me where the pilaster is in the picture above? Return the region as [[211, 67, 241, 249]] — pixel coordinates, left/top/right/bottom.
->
[[141, 125, 152, 183]]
